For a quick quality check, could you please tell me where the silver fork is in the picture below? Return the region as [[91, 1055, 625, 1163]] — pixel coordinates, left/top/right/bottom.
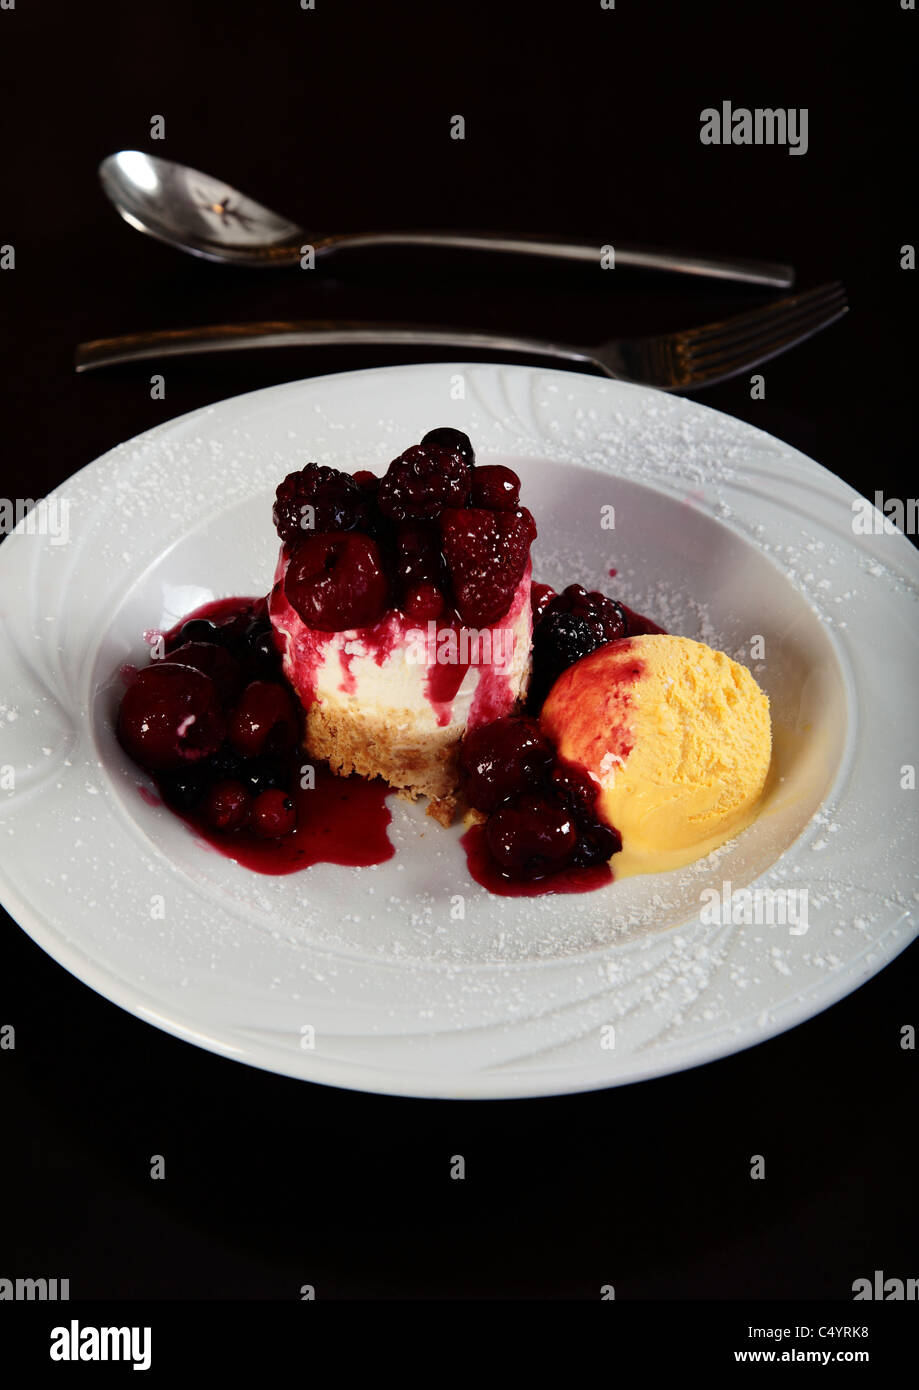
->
[[75, 282, 848, 389]]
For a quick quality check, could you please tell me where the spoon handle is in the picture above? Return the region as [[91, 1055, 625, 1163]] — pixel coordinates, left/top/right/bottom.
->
[[319, 231, 794, 289], [74, 321, 599, 374]]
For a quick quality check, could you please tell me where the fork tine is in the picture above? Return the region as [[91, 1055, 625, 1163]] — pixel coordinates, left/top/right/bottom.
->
[[682, 282, 845, 350], [685, 287, 848, 370], [684, 299, 849, 384]]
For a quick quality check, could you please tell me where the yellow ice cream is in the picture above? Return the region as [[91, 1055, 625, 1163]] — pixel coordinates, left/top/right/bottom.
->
[[540, 634, 772, 878]]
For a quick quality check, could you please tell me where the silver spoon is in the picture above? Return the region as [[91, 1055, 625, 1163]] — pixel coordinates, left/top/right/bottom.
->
[[99, 150, 795, 288]]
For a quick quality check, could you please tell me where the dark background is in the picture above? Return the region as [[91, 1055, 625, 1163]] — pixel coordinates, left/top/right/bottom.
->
[[0, 0, 915, 1300]]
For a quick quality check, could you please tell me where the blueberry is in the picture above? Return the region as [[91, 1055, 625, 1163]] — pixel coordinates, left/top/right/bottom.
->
[[420, 427, 475, 469], [208, 742, 247, 781], [239, 618, 281, 677], [240, 754, 288, 796], [178, 617, 222, 646], [159, 766, 209, 811], [571, 822, 622, 867]]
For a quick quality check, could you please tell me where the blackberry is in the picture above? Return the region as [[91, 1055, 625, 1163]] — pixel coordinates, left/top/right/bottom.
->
[[273, 464, 368, 543], [528, 612, 598, 712], [543, 584, 627, 645]]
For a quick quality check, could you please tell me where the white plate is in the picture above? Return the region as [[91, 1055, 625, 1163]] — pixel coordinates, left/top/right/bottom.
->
[[1, 363, 917, 1098]]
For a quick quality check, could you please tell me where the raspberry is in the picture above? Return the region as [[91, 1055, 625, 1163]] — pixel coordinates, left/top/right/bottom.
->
[[420, 427, 475, 469], [440, 507, 535, 627], [285, 531, 388, 631], [469, 464, 520, 511], [377, 444, 471, 522], [273, 464, 367, 543]]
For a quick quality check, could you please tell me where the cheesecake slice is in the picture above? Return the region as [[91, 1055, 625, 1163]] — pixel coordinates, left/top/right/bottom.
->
[[267, 430, 536, 823]]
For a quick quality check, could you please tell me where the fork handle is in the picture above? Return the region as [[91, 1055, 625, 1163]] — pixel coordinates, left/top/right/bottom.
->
[[74, 321, 600, 373]]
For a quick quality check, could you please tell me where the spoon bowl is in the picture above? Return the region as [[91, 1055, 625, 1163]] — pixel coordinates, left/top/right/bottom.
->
[[100, 151, 304, 265]]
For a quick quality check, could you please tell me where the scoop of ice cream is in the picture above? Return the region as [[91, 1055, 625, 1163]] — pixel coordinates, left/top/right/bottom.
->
[[540, 634, 772, 877]]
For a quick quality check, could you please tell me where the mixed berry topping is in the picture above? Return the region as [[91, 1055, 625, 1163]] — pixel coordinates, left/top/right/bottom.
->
[[458, 714, 621, 882], [271, 428, 536, 632]]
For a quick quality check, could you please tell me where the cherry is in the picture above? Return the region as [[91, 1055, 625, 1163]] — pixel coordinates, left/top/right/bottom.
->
[[118, 663, 225, 771], [285, 531, 388, 631], [251, 789, 297, 838], [228, 680, 299, 758], [458, 715, 553, 813], [469, 464, 520, 511], [204, 779, 253, 832], [176, 617, 222, 646], [530, 582, 557, 622], [161, 641, 244, 705], [485, 793, 578, 879]]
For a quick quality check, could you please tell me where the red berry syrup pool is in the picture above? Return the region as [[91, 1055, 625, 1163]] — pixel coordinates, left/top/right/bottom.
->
[[166, 761, 394, 876]]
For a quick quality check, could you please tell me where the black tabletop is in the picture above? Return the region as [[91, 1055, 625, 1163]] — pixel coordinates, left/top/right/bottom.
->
[[0, 0, 915, 1307]]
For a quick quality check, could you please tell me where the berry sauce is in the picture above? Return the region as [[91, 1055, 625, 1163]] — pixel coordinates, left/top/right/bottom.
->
[[619, 603, 665, 637], [139, 594, 394, 875], [460, 823, 613, 897], [159, 760, 393, 876]]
